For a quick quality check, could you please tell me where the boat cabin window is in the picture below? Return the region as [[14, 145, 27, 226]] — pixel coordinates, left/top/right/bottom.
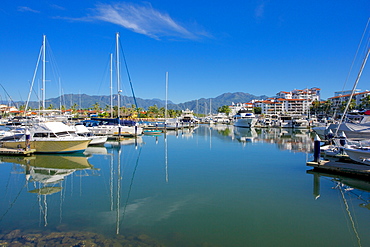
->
[[56, 131, 69, 137], [49, 133, 57, 138], [33, 133, 48, 138]]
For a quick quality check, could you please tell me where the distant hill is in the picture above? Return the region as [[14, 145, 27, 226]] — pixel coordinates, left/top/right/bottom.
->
[[14, 92, 268, 113]]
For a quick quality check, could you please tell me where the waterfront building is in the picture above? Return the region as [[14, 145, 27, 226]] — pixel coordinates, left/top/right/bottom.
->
[[247, 87, 321, 115], [0, 104, 18, 114], [328, 90, 370, 109]]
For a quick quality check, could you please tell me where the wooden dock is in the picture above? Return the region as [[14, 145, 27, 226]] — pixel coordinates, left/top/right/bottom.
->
[[307, 160, 370, 178], [0, 148, 36, 156]]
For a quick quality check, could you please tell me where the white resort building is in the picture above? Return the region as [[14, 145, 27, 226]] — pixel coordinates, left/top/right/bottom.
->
[[251, 88, 321, 115], [328, 90, 370, 109]]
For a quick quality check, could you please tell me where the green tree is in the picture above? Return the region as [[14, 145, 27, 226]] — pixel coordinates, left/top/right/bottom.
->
[[340, 98, 356, 112], [147, 105, 159, 118], [310, 100, 321, 115], [218, 105, 231, 115], [47, 104, 54, 110], [71, 103, 78, 114], [253, 107, 262, 114], [92, 102, 100, 113], [360, 94, 370, 109], [322, 100, 333, 115], [19, 105, 25, 111]]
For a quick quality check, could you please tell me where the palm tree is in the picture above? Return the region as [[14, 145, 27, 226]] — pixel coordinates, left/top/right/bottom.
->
[[92, 102, 100, 114], [71, 103, 78, 114], [360, 94, 370, 109]]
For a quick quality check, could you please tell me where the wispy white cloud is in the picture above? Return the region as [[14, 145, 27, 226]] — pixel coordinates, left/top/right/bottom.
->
[[50, 4, 66, 11], [255, 3, 265, 19], [17, 6, 40, 13], [64, 2, 209, 40]]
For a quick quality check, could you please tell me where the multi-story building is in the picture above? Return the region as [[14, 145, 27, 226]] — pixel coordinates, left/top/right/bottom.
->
[[328, 90, 370, 108], [252, 88, 321, 115]]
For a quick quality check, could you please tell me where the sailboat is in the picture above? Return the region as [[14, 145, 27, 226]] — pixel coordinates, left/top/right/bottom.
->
[[86, 33, 143, 137], [328, 45, 370, 164], [1, 35, 91, 153]]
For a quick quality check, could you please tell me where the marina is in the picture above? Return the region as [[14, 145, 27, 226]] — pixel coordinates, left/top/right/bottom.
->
[[1, 125, 370, 246], [1, 3, 369, 246]]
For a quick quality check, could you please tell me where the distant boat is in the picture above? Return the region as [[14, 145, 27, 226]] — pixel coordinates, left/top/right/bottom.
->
[[84, 118, 142, 137], [73, 124, 107, 145], [178, 109, 199, 127], [233, 110, 257, 128], [143, 129, 162, 135]]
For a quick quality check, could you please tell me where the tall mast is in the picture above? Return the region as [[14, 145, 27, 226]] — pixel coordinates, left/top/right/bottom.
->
[[116, 32, 121, 120], [165, 72, 168, 120], [42, 34, 46, 111], [110, 53, 113, 118], [335, 48, 370, 136]]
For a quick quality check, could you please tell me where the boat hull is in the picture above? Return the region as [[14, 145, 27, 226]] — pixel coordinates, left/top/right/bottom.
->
[[89, 125, 143, 137], [88, 136, 108, 145], [234, 118, 257, 128], [344, 147, 370, 165], [1, 140, 91, 153]]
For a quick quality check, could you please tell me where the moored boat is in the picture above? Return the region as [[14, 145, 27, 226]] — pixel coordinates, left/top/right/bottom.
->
[[1, 122, 91, 153], [344, 144, 370, 165], [73, 124, 107, 145], [233, 110, 257, 128]]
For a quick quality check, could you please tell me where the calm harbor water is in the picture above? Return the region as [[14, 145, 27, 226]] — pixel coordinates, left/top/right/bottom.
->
[[1, 124, 370, 246]]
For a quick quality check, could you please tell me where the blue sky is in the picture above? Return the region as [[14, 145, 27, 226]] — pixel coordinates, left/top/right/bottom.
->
[[1, 1, 369, 105]]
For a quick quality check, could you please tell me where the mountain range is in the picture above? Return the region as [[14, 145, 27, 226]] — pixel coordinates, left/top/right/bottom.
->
[[14, 92, 268, 114]]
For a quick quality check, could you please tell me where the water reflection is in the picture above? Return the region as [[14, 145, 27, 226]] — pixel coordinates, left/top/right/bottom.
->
[[0, 155, 94, 227], [1, 125, 369, 246], [308, 170, 370, 247], [233, 127, 258, 143], [308, 170, 370, 208], [200, 124, 314, 153]]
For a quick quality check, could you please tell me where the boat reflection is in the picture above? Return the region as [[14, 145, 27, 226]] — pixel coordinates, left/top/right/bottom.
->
[[84, 146, 108, 155], [0, 155, 95, 226], [233, 127, 258, 144], [105, 136, 144, 149]]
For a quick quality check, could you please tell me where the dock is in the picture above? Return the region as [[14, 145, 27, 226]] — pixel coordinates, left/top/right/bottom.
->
[[307, 160, 370, 178], [0, 148, 36, 156]]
